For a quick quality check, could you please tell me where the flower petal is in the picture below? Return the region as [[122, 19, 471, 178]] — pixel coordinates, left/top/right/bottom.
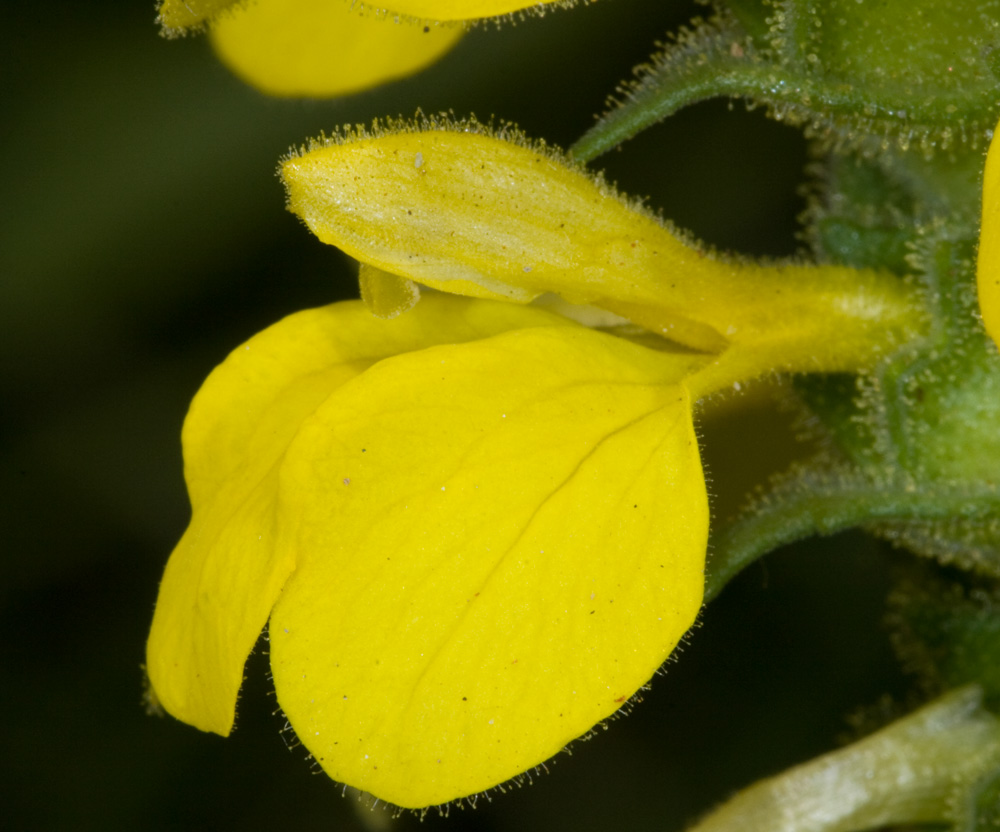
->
[[283, 123, 924, 369], [268, 325, 708, 807], [978, 117, 1000, 350], [147, 296, 570, 735], [209, 0, 463, 97]]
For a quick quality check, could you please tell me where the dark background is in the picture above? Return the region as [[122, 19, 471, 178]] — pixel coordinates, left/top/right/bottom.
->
[[2, 1, 907, 829]]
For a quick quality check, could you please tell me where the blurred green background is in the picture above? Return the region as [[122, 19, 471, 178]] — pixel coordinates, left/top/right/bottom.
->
[[2, 1, 908, 829]]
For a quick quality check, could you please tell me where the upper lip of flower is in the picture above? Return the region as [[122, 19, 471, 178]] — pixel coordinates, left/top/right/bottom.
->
[[280, 117, 929, 388]]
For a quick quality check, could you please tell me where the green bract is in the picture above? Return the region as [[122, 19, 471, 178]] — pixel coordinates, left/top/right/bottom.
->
[[573, 0, 1000, 161]]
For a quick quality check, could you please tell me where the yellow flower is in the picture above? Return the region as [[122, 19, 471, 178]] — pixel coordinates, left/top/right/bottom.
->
[[147, 120, 926, 808], [977, 116, 1000, 350], [156, 0, 564, 97]]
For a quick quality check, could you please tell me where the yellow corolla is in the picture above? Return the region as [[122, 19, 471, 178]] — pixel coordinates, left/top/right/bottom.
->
[[282, 118, 926, 393], [977, 117, 1000, 350], [147, 294, 709, 807], [156, 0, 565, 97], [147, 119, 927, 808]]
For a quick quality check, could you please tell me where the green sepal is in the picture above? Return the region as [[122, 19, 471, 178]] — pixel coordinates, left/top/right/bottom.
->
[[871, 232, 1000, 483], [801, 165, 1000, 581], [816, 219, 912, 274]]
